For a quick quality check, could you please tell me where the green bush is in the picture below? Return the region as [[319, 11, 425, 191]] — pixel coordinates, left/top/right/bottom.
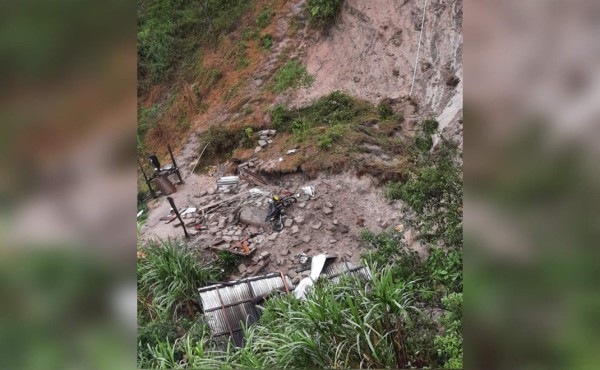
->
[[256, 6, 274, 29], [270, 103, 292, 130], [201, 124, 244, 162], [422, 117, 439, 135], [260, 33, 273, 49], [306, 0, 344, 27], [272, 59, 314, 92], [291, 118, 310, 141], [434, 293, 463, 368]]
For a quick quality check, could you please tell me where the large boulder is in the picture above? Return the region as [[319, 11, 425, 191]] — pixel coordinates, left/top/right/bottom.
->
[[239, 206, 270, 227]]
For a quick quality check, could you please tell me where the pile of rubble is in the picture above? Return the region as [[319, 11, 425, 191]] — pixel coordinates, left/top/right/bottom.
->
[[253, 129, 276, 154]]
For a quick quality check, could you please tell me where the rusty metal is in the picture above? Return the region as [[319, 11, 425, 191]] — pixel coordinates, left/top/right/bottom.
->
[[138, 158, 157, 198], [215, 286, 236, 341], [167, 197, 189, 239], [239, 168, 269, 186], [167, 144, 183, 184], [279, 270, 290, 294]]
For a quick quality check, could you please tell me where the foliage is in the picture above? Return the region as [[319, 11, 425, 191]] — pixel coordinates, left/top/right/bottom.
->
[[239, 126, 255, 148], [216, 250, 242, 272], [272, 59, 314, 92], [305, 0, 345, 27], [434, 293, 463, 368], [200, 124, 245, 164], [386, 138, 462, 249], [138, 104, 162, 139], [260, 33, 273, 49], [422, 117, 439, 135], [137, 239, 222, 320], [137, 0, 250, 93], [256, 5, 274, 29], [378, 100, 394, 120], [138, 266, 452, 368]]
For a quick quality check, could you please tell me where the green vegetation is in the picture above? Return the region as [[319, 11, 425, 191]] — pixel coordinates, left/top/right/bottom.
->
[[378, 100, 394, 119], [385, 136, 463, 249], [256, 5, 274, 29], [306, 0, 345, 27], [137, 0, 250, 93], [260, 33, 274, 50], [137, 239, 222, 320], [272, 59, 315, 92]]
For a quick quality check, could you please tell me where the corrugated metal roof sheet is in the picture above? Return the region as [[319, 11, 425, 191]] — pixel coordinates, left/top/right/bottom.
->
[[198, 259, 371, 347], [198, 272, 294, 347]]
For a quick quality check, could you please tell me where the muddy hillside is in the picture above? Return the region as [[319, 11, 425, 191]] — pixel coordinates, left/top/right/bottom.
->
[[138, 0, 463, 283]]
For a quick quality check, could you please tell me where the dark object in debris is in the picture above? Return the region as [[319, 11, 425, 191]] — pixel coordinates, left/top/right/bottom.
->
[[148, 144, 183, 184], [153, 175, 176, 195], [239, 168, 269, 186], [167, 197, 190, 239], [138, 158, 157, 198], [265, 194, 296, 232]]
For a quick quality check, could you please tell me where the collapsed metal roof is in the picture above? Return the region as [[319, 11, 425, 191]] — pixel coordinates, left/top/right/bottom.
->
[[198, 259, 372, 347], [198, 272, 294, 347]]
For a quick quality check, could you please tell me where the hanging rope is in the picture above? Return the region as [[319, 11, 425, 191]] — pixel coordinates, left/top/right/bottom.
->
[[409, 0, 428, 96]]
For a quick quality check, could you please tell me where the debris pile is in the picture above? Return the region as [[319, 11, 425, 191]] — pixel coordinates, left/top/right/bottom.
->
[[253, 129, 276, 154]]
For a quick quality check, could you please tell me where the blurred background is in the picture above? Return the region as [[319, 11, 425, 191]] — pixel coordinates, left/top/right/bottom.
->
[[464, 0, 600, 368], [0, 0, 136, 368], [0, 0, 599, 369]]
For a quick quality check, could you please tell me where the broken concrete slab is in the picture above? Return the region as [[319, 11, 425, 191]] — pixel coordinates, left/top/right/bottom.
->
[[284, 218, 294, 227], [291, 225, 300, 234], [239, 205, 269, 227]]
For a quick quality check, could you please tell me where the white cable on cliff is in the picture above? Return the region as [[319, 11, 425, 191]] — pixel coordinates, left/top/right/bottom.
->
[[409, 0, 428, 96]]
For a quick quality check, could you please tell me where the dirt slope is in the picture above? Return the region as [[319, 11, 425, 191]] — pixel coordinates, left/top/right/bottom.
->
[[286, 0, 463, 145]]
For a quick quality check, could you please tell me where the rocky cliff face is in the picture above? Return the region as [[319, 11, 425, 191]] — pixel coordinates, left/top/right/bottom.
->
[[286, 0, 463, 145]]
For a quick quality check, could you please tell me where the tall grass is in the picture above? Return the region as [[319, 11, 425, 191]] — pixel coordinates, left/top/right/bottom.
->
[[138, 265, 446, 368], [137, 238, 222, 320]]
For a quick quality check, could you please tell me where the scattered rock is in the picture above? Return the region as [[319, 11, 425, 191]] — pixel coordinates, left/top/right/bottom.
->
[[325, 202, 333, 208], [297, 202, 306, 209], [223, 236, 232, 242], [281, 249, 289, 256], [291, 225, 300, 234], [339, 224, 350, 234], [259, 251, 271, 259], [267, 139, 273, 144], [258, 140, 268, 147], [332, 219, 338, 225], [231, 236, 240, 241], [380, 220, 390, 229], [235, 229, 242, 236], [267, 233, 278, 241], [209, 227, 219, 235], [238, 264, 247, 273], [288, 270, 297, 279], [394, 224, 404, 232], [330, 239, 337, 244], [310, 220, 322, 230], [294, 216, 305, 224], [218, 217, 226, 229], [284, 219, 294, 227], [355, 217, 365, 226], [239, 205, 269, 227], [323, 207, 333, 215], [301, 235, 311, 243], [353, 76, 360, 82], [255, 146, 262, 153]]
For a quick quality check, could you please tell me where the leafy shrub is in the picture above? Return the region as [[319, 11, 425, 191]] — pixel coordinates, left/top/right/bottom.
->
[[386, 140, 462, 249], [270, 103, 293, 130], [422, 117, 439, 135], [256, 6, 274, 29], [217, 250, 242, 272], [291, 118, 310, 141], [260, 33, 273, 49], [415, 134, 433, 152], [272, 59, 314, 92], [434, 293, 463, 368], [306, 0, 344, 27]]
